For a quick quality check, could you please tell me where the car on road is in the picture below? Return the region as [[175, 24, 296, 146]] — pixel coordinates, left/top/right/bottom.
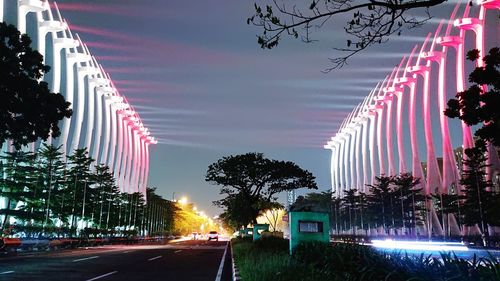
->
[[207, 231, 218, 241]]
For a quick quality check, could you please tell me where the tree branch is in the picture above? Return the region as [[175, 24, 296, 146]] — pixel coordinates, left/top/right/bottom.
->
[[248, 0, 444, 70]]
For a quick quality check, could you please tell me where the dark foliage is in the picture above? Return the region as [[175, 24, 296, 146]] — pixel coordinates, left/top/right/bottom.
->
[[0, 146, 175, 238], [207, 152, 317, 228], [445, 47, 500, 152], [0, 22, 72, 148], [248, 0, 447, 70]]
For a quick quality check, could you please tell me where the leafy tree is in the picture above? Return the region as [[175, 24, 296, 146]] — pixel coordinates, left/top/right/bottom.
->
[[0, 22, 72, 148], [366, 175, 393, 231], [173, 203, 204, 236], [103, 176, 121, 230], [258, 204, 285, 232], [460, 145, 498, 237], [0, 151, 38, 229], [144, 187, 177, 236], [291, 190, 344, 231], [342, 189, 359, 234], [392, 173, 425, 234], [0, 144, 178, 237], [37, 144, 66, 227], [91, 165, 117, 229], [248, 0, 447, 70], [445, 47, 500, 152], [66, 148, 94, 232], [207, 152, 317, 228], [291, 190, 333, 213], [216, 192, 261, 229]]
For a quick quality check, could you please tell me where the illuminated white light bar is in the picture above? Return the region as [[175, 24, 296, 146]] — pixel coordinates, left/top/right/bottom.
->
[[371, 239, 469, 251]]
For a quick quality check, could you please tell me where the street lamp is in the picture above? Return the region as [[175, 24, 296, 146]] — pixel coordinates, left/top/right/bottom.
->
[[178, 197, 188, 205]]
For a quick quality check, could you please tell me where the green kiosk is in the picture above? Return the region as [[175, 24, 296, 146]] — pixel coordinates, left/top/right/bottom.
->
[[239, 227, 253, 238], [289, 211, 330, 254], [252, 224, 269, 241]]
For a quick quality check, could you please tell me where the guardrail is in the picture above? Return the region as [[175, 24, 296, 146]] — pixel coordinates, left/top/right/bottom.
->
[[0, 238, 22, 252]]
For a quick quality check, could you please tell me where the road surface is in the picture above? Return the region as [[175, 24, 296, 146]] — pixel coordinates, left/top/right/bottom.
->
[[0, 238, 232, 281]]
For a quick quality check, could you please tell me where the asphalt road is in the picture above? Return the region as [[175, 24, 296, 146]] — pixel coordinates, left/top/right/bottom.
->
[[0, 238, 232, 281]]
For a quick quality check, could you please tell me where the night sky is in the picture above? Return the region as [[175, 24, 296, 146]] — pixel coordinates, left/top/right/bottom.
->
[[52, 0, 498, 216]]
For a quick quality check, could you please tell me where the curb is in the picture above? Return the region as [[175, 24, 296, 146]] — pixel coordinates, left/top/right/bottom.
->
[[230, 241, 242, 281]]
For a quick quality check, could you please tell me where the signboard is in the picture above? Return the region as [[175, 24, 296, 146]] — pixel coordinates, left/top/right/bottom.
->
[[298, 221, 323, 233], [289, 212, 330, 254], [282, 214, 289, 222]]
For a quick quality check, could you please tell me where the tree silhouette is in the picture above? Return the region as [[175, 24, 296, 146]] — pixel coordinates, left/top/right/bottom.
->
[[207, 152, 317, 228], [445, 47, 500, 152], [37, 144, 66, 228], [0, 151, 38, 229], [66, 148, 94, 232], [0, 22, 72, 149], [459, 145, 498, 237], [248, 0, 447, 70]]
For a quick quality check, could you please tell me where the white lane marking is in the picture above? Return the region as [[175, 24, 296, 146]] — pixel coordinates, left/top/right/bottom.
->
[[215, 243, 229, 281], [85, 271, 118, 281], [147, 255, 162, 261], [0, 271, 14, 275], [174, 250, 182, 253], [73, 256, 99, 262], [123, 250, 135, 254]]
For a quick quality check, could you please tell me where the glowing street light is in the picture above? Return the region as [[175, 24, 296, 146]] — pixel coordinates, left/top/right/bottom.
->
[[178, 196, 188, 205]]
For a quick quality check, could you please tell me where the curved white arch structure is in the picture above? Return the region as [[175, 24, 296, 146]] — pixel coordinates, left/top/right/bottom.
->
[[1, 0, 156, 199], [325, 0, 499, 236]]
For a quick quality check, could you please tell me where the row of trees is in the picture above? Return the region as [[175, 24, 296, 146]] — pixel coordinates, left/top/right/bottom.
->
[[0, 144, 204, 238], [293, 47, 500, 239], [294, 146, 500, 238], [0, 23, 214, 239], [0, 144, 149, 237]]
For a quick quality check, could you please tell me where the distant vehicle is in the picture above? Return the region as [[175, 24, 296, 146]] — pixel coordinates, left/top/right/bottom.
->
[[191, 232, 199, 240], [207, 231, 218, 241]]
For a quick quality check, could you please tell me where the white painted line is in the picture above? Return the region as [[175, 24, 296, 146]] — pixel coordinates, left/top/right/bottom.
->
[[174, 250, 182, 253], [123, 250, 135, 254], [147, 255, 162, 261], [73, 256, 99, 262], [85, 271, 118, 281], [0, 271, 14, 275], [215, 243, 229, 281]]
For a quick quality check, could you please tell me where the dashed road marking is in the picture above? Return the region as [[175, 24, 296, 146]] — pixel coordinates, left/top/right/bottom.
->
[[215, 243, 229, 281], [85, 271, 118, 281], [174, 250, 182, 253], [73, 256, 99, 262], [0, 271, 14, 275], [148, 255, 162, 261]]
